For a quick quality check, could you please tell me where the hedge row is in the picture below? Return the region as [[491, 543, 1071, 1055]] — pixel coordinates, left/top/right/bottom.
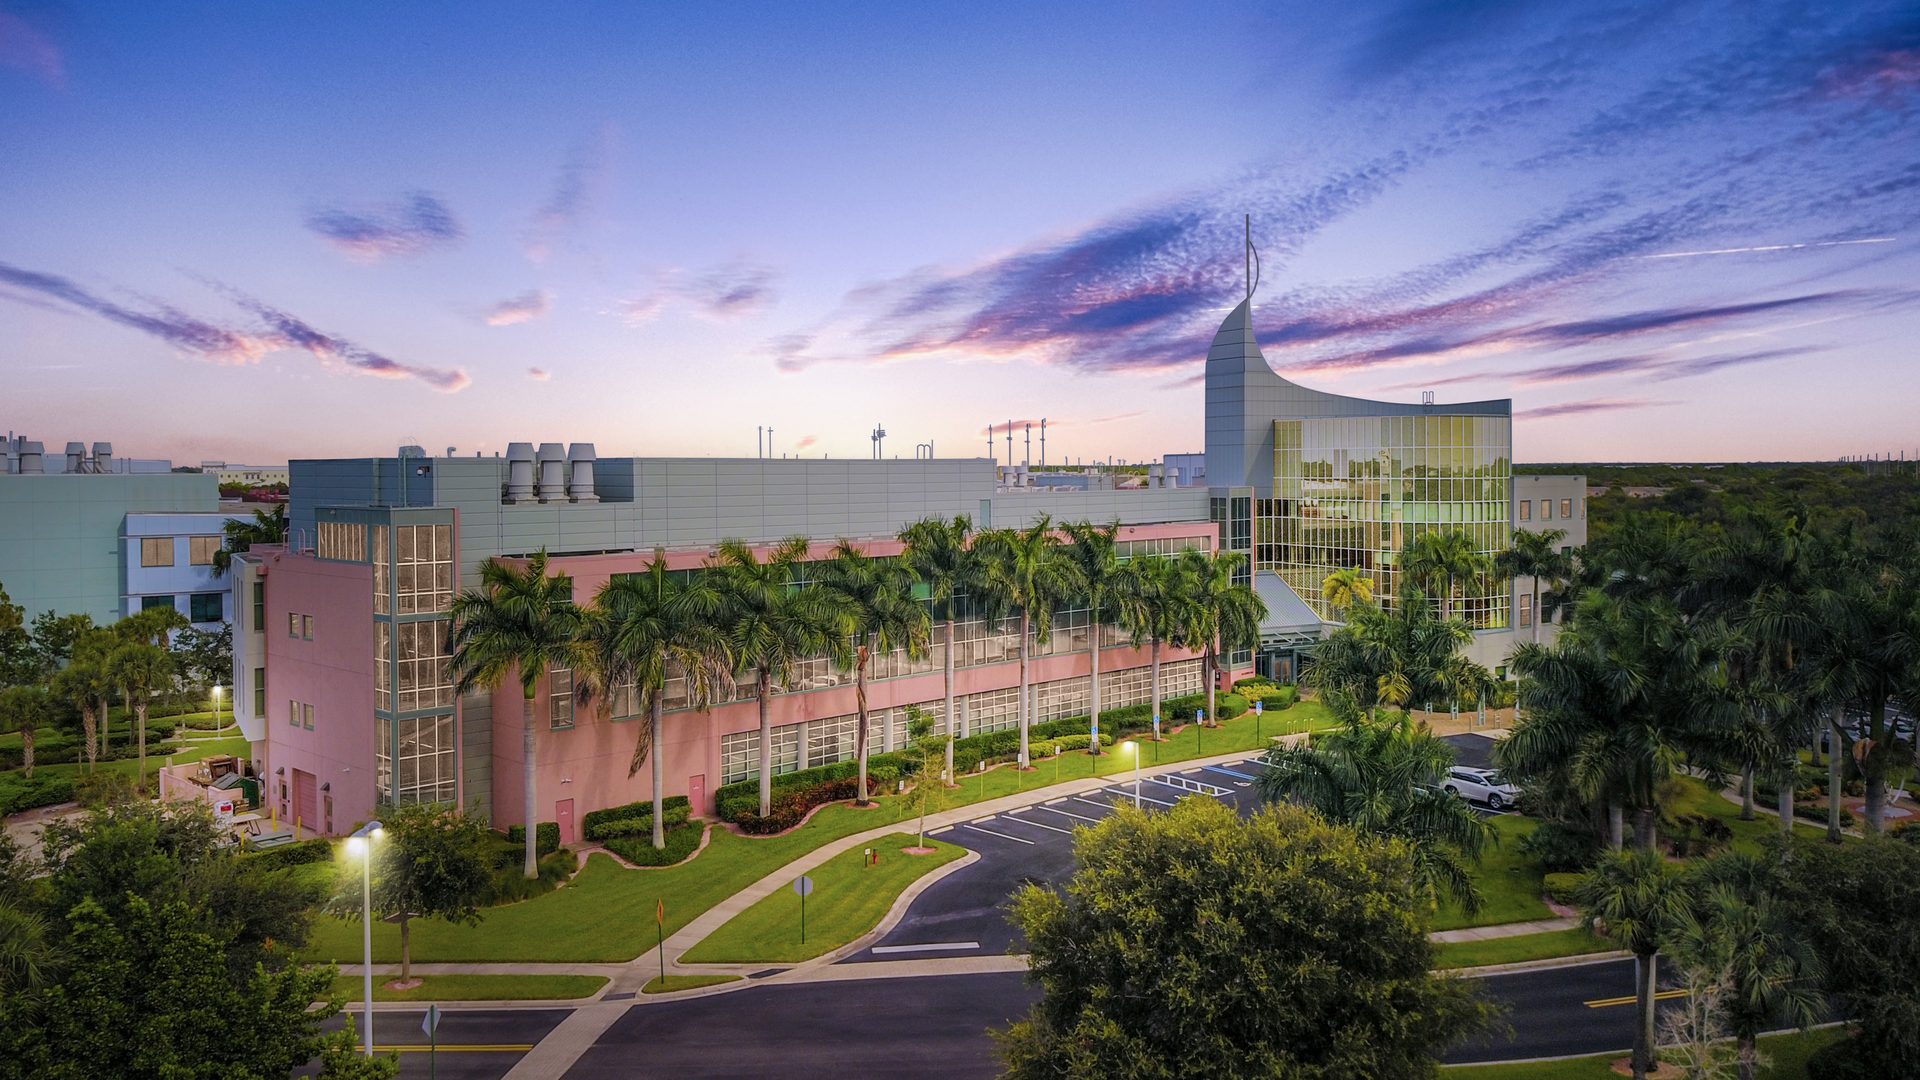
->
[[729, 777, 863, 835], [242, 836, 333, 868], [605, 822, 705, 866], [580, 795, 691, 838], [0, 774, 76, 815], [589, 805, 693, 841], [505, 821, 562, 856]]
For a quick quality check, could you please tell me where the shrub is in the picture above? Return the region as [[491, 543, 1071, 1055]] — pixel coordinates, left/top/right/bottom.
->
[[1794, 802, 1856, 826], [505, 821, 562, 856], [0, 773, 76, 815], [1663, 813, 1733, 858], [1517, 820, 1601, 873], [587, 805, 692, 842], [1542, 872, 1583, 905], [581, 795, 691, 838], [731, 777, 863, 834], [481, 848, 576, 905], [1053, 734, 1092, 753], [243, 836, 333, 868], [605, 822, 705, 867]]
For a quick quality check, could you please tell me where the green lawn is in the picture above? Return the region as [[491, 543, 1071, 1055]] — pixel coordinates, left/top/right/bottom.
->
[[1433, 927, 1613, 969], [1433, 813, 1553, 931], [1, 733, 253, 810], [1443, 1026, 1843, 1078], [681, 833, 967, 964], [327, 974, 606, 1001], [304, 702, 1336, 965], [1665, 775, 1834, 851], [642, 974, 741, 994]]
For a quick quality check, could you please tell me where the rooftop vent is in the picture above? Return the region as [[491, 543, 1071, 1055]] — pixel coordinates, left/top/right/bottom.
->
[[92, 442, 113, 473], [536, 442, 566, 503], [566, 443, 598, 503], [504, 442, 536, 503]]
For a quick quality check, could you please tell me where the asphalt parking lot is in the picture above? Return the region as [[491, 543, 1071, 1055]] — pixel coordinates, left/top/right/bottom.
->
[[843, 752, 1273, 962]]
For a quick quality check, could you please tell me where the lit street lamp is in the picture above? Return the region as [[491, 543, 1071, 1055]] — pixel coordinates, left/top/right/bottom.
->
[[210, 684, 222, 729], [1122, 741, 1141, 809], [346, 819, 385, 1056]]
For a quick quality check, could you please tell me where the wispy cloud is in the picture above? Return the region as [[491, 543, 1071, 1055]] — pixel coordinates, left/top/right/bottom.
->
[[485, 289, 552, 326], [525, 126, 613, 262], [526, 367, 551, 381], [305, 191, 463, 260], [620, 262, 780, 323], [795, 435, 818, 450], [0, 261, 469, 391], [1516, 398, 1679, 419], [1384, 345, 1822, 391], [0, 11, 63, 87]]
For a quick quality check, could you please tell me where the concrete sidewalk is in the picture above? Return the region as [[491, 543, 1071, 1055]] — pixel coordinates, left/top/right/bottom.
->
[[1429, 917, 1578, 943]]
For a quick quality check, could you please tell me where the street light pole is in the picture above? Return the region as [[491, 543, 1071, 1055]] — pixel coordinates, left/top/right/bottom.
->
[[1124, 741, 1141, 809], [211, 684, 221, 730], [347, 819, 385, 1056]]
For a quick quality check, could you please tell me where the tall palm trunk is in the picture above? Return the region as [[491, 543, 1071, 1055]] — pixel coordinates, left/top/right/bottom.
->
[[134, 699, 149, 784], [651, 693, 666, 850], [1632, 952, 1658, 1080], [20, 726, 33, 779], [1827, 707, 1844, 843], [757, 670, 774, 817], [1017, 611, 1032, 768], [942, 618, 956, 781], [1149, 638, 1163, 740], [1088, 613, 1102, 756], [1632, 806, 1655, 850], [1608, 801, 1625, 850], [80, 706, 97, 771], [1778, 773, 1795, 840], [1739, 767, 1755, 820], [522, 692, 538, 879], [1862, 700, 1888, 835], [1205, 640, 1218, 726], [854, 645, 872, 805], [1531, 577, 1541, 645], [1738, 1033, 1758, 1080]]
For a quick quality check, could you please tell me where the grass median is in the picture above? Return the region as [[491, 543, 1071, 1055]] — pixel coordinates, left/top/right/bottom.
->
[[681, 833, 967, 964], [327, 974, 607, 1001], [642, 974, 741, 994], [303, 701, 1336, 965], [1434, 813, 1553, 931], [1433, 927, 1612, 969], [1442, 1025, 1841, 1078]]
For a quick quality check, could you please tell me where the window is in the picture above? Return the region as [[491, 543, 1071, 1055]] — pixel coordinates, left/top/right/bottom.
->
[[288, 699, 298, 727], [1541, 499, 1554, 521], [301, 614, 313, 640], [1560, 498, 1573, 520], [141, 537, 174, 566], [317, 521, 367, 562], [253, 669, 265, 715], [549, 666, 575, 729], [379, 620, 453, 713], [303, 702, 314, 730], [142, 595, 176, 613], [393, 524, 454, 614], [381, 713, 457, 804], [288, 612, 299, 638], [189, 535, 220, 565], [1517, 500, 1531, 522], [189, 592, 223, 622], [1517, 593, 1533, 628], [251, 582, 264, 628]]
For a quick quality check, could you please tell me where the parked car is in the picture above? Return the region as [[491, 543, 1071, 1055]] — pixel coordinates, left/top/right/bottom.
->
[[1442, 767, 1520, 810]]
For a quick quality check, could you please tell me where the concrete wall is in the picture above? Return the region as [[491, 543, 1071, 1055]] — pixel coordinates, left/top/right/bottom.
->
[[0, 472, 219, 622], [256, 550, 378, 836]]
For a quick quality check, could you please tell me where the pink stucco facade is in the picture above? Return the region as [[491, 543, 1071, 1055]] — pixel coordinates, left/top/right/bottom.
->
[[254, 548, 379, 837]]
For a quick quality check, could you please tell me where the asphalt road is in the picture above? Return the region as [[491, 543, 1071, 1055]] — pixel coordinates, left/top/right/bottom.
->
[[327, 1007, 570, 1080]]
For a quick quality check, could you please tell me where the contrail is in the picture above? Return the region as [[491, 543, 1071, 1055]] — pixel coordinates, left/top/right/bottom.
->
[[1638, 237, 1895, 260]]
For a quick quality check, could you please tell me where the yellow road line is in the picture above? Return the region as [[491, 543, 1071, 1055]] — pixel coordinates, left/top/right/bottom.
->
[[1584, 989, 1689, 1009], [368, 1037, 537, 1045]]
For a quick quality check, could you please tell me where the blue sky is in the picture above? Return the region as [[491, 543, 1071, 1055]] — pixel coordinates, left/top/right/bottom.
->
[[2, 1, 1915, 465]]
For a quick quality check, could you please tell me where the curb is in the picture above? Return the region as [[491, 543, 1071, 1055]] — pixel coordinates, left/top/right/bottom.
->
[[1448, 950, 1631, 978]]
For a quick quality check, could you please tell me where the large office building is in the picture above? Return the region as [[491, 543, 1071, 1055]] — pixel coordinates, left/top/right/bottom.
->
[[1, 435, 250, 627], [240, 297, 1581, 837]]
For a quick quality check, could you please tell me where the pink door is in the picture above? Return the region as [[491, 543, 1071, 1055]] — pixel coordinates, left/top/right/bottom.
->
[[555, 799, 576, 846], [688, 774, 706, 816], [292, 770, 317, 836]]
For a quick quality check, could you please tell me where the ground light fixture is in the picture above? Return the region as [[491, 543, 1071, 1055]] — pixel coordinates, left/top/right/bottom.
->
[[1122, 741, 1141, 808], [346, 820, 385, 1056]]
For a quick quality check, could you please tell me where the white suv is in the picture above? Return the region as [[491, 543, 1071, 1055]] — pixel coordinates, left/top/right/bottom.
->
[[1442, 767, 1519, 810]]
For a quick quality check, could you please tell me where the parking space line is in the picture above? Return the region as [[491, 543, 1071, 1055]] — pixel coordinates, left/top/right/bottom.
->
[[961, 823, 1036, 845], [1034, 804, 1104, 824], [1003, 811, 1073, 834], [929, 825, 954, 835], [1107, 788, 1176, 808], [1069, 796, 1117, 812], [1201, 764, 1259, 782], [871, 941, 980, 955]]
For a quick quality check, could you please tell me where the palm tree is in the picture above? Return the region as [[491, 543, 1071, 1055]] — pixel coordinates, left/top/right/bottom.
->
[[50, 649, 108, 770], [1302, 586, 1486, 723], [1319, 567, 1375, 619], [973, 518, 1081, 767], [1062, 521, 1124, 755], [1257, 707, 1492, 912], [0, 901, 53, 993], [1494, 528, 1569, 644], [107, 641, 172, 784], [582, 549, 734, 849], [899, 515, 976, 780], [1403, 530, 1493, 623], [713, 537, 844, 816], [1175, 548, 1266, 726], [1576, 848, 1691, 1080], [72, 630, 116, 767], [119, 604, 188, 648], [1116, 553, 1189, 740], [210, 502, 289, 576], [448, 550, 589, 878], [1668, 856, 1824, 1080], [818, 541, 930, 804], [0, 685, 51, 778]]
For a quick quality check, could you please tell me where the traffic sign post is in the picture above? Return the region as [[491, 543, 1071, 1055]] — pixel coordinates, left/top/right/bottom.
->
[[793, 875, 814, 943], [1196, 709, 1204, 753], [420, 1004, 442, 1080], [1254, 698, 1263, 740], [656, 899, 666, 988]]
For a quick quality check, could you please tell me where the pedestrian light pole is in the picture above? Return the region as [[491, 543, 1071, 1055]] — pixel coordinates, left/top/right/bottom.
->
[[211, 683, 222, 729], [346, 819, 385, 1056], [1123, 741, 1141, 808]]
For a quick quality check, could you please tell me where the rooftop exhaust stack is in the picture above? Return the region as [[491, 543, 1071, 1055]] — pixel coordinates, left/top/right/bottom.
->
[[92, 442, 113, 473], [536, 442, 566, 502], [504, 442, 536, 502], [64, 442, 85, 473], [17, 441, 44, 474], [566, 443, 598, 503]]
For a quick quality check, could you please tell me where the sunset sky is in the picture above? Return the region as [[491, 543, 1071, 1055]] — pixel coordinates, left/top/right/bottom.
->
[[3, 1, 1916, 466]]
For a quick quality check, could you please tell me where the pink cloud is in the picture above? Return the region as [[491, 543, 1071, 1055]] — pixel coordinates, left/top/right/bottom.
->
[[0, 12, 64, 88], [527, 367, 551, 381]]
